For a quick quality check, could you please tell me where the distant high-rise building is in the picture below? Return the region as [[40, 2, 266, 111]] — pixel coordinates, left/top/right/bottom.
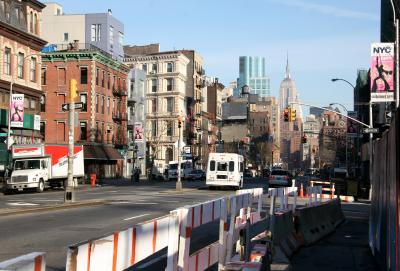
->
[[233, 56, 270, 97]]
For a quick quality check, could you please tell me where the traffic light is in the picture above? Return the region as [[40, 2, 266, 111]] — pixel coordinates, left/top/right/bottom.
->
[[70, 79, 77, 102], [283, 108, 289, 122], [290, 109, 296, 122], [178, 117, 182, 128]]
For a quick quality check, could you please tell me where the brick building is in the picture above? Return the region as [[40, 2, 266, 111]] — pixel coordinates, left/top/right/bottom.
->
[[0, 0, 47, 169], [41, 43, 130, 178]]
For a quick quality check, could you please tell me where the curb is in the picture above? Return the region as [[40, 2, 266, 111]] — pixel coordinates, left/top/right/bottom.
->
[[0, 200, 108, 217]]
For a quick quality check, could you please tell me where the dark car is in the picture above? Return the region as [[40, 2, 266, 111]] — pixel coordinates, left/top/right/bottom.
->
[[187, 169, 206, 181], [269, 169, 293, 187]]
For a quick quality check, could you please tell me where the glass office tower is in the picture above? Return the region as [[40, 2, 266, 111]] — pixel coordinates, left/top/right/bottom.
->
[[234, 56, 270, 97]]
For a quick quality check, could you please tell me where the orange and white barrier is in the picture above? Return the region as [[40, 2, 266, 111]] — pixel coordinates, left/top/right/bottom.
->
[[268, 187, 298, 212], [306, 186, 322, 206], [0, 252, 45, 271], [66, 215, 171, 271]]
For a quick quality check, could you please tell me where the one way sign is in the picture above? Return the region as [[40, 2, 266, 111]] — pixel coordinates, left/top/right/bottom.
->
[[62, 102, 84, 111]]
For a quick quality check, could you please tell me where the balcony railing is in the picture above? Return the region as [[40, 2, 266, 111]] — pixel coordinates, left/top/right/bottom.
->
[[112, 112, 127, 122], [41, 42, 116, 60]]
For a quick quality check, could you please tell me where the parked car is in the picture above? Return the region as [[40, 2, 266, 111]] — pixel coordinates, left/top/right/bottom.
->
[[269, 169, 293, 187], [187, 169, 206, 181]]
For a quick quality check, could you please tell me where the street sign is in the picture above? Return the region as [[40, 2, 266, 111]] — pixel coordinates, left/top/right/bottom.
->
[[62, 102, 84, 111], [385, 111, 392, 119], [362, 128, 379, 134]]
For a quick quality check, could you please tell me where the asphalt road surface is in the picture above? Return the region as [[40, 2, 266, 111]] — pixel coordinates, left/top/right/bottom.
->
[[0, 179, 267, 271]]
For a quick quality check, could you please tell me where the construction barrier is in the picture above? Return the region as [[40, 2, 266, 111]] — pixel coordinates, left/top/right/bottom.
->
[[294, 198, 345, 246], [306, 186, 322, 206], [66, 215, 171, 271], [0, 252, 46, 271], [167, 188, 264, 271], [309, 180, 355, 202]]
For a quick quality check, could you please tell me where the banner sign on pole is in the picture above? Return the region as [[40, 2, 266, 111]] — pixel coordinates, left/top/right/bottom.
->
[[11, 94, 24, 127], [370, 42, 395, 102], [34, 115, 41, 131], [134, 122, 143, 143], [347, 111, 358, 138]]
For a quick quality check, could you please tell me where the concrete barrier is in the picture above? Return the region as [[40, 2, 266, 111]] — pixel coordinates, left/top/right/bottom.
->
[[0, 252, 45, 271], [294, 198, 344, 246]]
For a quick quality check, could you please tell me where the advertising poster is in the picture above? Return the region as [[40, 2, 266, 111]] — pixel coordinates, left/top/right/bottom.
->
[[347, 111, 358, 138], [34, 115, 41, 131], [10, 94, 24, 128], [370, 43, 394, 102], [134, 122, 143, 143]]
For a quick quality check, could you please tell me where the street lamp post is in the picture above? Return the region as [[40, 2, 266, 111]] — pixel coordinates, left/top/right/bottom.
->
[[331, 78, 373, 199], [329, 102, 348, 171]]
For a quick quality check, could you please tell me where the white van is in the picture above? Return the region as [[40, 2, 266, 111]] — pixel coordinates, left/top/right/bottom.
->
[[206, 153, 244, 189], [168, 160, 192, 181]]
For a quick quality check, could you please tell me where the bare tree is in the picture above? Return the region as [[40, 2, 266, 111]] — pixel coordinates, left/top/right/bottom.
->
[[144, 120, 168, 180]]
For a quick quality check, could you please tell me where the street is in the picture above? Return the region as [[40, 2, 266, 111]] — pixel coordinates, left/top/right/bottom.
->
[[0, 179, 266, 270]]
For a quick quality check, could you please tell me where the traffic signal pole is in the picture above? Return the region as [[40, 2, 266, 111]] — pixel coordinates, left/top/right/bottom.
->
[[65, 79, 77, 203], [176, 117, 182, 191]]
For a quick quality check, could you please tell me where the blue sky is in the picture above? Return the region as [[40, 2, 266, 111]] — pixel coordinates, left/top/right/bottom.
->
[[44, 0, 380, 113]]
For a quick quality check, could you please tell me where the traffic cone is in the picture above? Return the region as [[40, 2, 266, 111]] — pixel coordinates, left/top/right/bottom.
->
[[299, 183, 304, 198]]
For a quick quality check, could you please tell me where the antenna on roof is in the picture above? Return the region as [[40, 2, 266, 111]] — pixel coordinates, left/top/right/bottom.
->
[[108, 9, 112, 15]]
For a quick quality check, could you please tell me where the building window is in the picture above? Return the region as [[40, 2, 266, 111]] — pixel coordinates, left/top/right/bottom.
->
[[57, 122, 66, 142], [91, 24, 101, 42], [152, 63, 157, 73], [40, 95, 46, 112], [58, 68, 66, 85], [166, 121, 173, 136], [109, 26, 114, 48], [30, 11, 33, 32], [4, 0, 10, 22], [96, 68, 99, 85], [34, 13, 38, 34], [102, 70, 105, 87], [64, 33, 69, 42], [113, 75, 116, 90], [118, 32, 123, 48], [17, 53, 24, 79], [151, 79, 157, 92], [101, 96, 105, 114], [107, 73, 111, 89], [30, 99, 36, 110], [80, 67, 88, 84], [4, 47, 11, 75], [40, 122, 45, 141], [166, 97, 174, 112], [80, 93, 87, 112], [41, 68, 46, 85], [142, 64, 147, 72], [167, 62, 173, 72], [151, 99, 157, 113], [30, 58, 37, 82], [107, 97, 110, 114], [57, 94, 65, 112], [166, 78, 173, 91], [80, 122, 87, 140], [152, 120, 157, 137], [96, 95, 99, 113]]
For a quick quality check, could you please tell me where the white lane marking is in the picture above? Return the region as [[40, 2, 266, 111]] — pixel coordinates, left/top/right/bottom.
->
[[7, 202, 39, 206], [123, 214, 150, 221], [136, 254, 167, 269]]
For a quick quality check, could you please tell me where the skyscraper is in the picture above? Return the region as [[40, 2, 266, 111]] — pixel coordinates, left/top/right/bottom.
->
[[234, 56, 270, 97]]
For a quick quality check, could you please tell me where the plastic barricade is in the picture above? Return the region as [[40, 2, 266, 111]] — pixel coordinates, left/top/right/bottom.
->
[[66, 215, 171, 271], [0, 252, 46, 271]]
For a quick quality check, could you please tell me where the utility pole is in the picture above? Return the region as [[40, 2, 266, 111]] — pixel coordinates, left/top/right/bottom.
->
[[176, 117, 182, 191], [65, 79, 77, 203]]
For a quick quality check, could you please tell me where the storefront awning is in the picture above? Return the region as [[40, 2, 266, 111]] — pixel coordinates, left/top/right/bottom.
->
[[84, 145, 124, 160], [83, 145, 108, 160], [103, 146, 124, 160]]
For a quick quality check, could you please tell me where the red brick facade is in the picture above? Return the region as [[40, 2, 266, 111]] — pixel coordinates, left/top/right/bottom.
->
[[41, 49, 129, 178]]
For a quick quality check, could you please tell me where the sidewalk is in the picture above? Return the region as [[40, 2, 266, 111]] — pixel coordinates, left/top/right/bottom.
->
[[291, 212, 379, 271]]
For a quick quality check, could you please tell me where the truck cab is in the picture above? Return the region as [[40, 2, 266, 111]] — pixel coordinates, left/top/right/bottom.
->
[[10, 157, 50, 192]]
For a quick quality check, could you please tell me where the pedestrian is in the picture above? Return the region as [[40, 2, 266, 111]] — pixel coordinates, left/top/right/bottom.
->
[[134, 167, 140, 182]]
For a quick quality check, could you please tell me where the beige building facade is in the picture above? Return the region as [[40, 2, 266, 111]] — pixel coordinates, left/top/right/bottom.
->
[[124, 51, 189, 175]]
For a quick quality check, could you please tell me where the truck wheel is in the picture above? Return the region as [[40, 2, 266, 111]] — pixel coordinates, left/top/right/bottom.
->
[[36, 180, 45, 193]]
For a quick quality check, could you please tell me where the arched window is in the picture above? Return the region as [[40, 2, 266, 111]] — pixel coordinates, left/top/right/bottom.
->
[[34, 13, 38, 34], [29, 11, 33, 32]]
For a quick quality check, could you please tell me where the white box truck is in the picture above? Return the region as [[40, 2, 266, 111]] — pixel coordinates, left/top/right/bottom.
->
[[5, 144, 84, 193]]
